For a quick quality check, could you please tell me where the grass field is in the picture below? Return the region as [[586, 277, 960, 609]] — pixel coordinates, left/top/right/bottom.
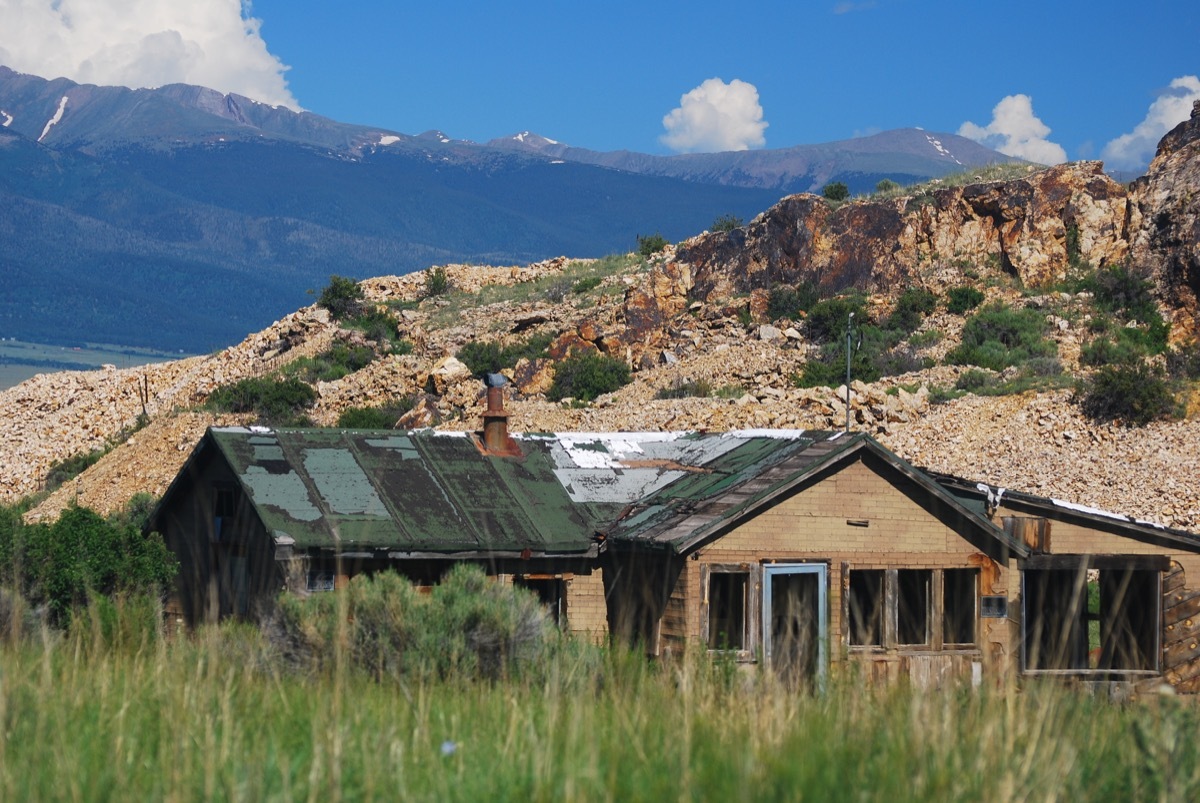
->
[[2, 618, 1198, 802], [0, 340, 188, 390]]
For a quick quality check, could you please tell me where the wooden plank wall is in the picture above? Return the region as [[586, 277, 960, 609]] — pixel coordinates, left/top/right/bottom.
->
[[1162, 561, 1200, 691]]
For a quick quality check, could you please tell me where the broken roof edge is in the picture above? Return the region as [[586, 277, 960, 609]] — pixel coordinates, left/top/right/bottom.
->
[[933, 472, 1200, 550]]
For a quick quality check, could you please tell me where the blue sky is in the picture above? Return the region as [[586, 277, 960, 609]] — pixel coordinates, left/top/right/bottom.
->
[[2, 0, 1198, 170]]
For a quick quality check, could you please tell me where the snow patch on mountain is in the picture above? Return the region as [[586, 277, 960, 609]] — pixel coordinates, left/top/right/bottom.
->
[[379, 135, 401, 146], [38, 96, 68, 142], [925, 133, 963, 165], [514, 131, 559, 146], [1, 110, 12, 127]]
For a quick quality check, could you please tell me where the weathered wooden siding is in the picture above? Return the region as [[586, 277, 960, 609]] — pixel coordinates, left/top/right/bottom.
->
[[1163, 562, 1200, 691]]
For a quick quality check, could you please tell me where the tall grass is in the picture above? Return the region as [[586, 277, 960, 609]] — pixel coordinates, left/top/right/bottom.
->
[[1, 609, 1197, 801]]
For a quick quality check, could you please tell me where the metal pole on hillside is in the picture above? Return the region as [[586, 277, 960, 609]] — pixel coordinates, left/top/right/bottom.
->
[[845, 312, 854, 433]]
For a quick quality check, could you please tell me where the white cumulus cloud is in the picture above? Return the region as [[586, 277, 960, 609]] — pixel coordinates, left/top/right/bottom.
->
[[958, 94, 1066, 165], [0, 0, 299, 109], [661, 78, 767, 153], [1102, 75, 1200, 172]]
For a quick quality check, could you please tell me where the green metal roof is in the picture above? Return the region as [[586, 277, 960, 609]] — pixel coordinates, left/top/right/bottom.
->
[[195, 426, 1029, 560], [207, 427, 619, 554]]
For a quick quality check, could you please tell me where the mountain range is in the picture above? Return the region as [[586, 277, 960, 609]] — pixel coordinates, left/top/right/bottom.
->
[[0, 66, 1014, 353]]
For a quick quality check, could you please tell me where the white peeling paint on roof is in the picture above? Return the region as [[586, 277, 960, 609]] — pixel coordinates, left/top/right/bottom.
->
[[379, 135, 401, 146], [555, 467, 685, 504], [1050, 498, 1166, 529], [550, 432, 690, 469], [1, 110, 12, 127], [727, 428, 807, 440], [38, 96, 68, 142]]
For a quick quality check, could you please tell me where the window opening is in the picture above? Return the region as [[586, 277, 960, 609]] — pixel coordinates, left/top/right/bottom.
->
[[943, 569, 979, 646], [1023, 564, 1160, 673], [212, 485, 238, 543], [515, 576, 566, 627], [848, 569, 884, 646], [896, 569, 932, 646], [707, 571, 748, 650]]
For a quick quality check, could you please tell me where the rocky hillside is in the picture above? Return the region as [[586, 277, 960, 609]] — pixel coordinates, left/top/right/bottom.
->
[[6, 102, 1200, 532]]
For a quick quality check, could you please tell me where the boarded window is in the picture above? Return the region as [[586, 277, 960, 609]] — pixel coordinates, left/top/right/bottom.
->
[[848, 570, 885, 646], [896, 570, 931, 646], [708, 572, 748, 650], [943, 569, 979, 646]]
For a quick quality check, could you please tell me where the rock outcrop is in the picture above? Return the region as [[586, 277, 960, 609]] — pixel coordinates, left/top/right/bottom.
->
[[1129, 100, 1200, 339], [675, 162, 1131, 300]]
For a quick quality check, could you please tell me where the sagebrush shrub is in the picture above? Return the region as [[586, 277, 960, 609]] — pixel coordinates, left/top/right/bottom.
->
[[768, 282, 821, 321], [268, 566, 554, 682], [946, 286, 984, 315], [548, 352, 631, 402], [947, 303, 1056, 371], [206, 377, 317, 426], [1078, 362, 1175, 426]]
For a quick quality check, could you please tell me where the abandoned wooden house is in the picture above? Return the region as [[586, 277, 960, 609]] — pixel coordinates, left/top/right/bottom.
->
[[151, 391, 1200, 692]]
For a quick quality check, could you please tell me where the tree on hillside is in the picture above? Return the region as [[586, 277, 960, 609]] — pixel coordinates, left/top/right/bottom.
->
[[822, 182, 849, 202]]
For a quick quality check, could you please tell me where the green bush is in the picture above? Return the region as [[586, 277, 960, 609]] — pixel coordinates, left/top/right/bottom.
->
[[946, 286, 985, 314], [711, 214, 743, 232], [548, 352, 631, 402], [637, 233, 669, 257], [457, 333, 554, 376], [947, 303, 1056, 371], [110, 493, 158, 531], [424, 266, 451, 297], [571, 276, 603, 294], [1078, 362, 1176, 426], [955, 369, 996, 392], [1086, 265, 1158, 322], [908, 329, 943, 349], [288, 343, 377, 382], [316, 275, 364, 321], [206, 377, 318, 426], [336, 400, 415, 429], [822, 182, 849, 201], [44, 448, 108, 493], [886, 288, 937, 334], [0, 506, 176, 624], [805, 295, 868, 344], [345, 308, 409, 352], [794, 330, 889, 388], [875, 179, 900, 193], [768, 282, 821, 321], [269, 566, 555, 682]]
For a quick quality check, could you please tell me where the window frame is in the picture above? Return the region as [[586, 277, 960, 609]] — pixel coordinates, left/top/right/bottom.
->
[[1020, 555, 1164, 676], [701, 563, 756, 657], [844, 566, 981, 653]]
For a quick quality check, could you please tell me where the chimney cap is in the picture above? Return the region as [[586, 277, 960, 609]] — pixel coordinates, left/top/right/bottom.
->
[[484, 373, 508, 388]]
